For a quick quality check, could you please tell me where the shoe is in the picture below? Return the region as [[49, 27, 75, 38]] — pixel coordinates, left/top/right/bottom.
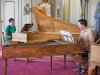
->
[[80, 68, 86, 73], [73, 67, 86, 73]]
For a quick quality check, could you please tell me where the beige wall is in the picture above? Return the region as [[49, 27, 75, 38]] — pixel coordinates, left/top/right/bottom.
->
[[63, 0, 81, 24], [63, 0, 69, 22]]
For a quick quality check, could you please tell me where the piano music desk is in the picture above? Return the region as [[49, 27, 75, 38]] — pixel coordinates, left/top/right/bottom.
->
[[1, 41, 82, 75]]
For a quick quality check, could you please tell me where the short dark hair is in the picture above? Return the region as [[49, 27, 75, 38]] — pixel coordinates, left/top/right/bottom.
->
[[78, 19, 87, 26], [9, 18, 15, 22]]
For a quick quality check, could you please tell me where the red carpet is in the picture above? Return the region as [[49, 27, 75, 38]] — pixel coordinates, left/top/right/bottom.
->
[[0, 46, 97, 75], [0, 57, 88, 75]]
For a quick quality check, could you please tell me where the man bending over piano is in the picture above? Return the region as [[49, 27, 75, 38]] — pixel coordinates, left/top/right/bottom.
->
[[73, 19, 94, 73], [4, 18, 16, 45]]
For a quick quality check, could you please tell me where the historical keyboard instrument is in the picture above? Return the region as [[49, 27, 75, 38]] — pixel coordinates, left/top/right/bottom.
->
[[1, 41, 82, 75], [12, 6, 80, 43], [1, 7, 82, 75]]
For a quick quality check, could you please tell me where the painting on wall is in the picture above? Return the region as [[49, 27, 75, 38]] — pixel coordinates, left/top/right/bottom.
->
[[33, 0, 64, 20], [38, 0, 52, 17], [55, 0, 64, 20], [24, 0, 32, 15]]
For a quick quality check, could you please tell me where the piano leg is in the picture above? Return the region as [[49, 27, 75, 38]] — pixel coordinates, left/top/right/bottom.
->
[[78, 54, 82, 75], [27, 58, 30, 63], [64, 54, 66, 69], [95, 66, 98, 75], [3, 59, 7, 75], [51, 56, 52, 70]]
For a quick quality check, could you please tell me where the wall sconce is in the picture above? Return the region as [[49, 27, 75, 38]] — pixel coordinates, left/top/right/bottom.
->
[[80, 0, 88, 19], [24, 3, 31, 15]]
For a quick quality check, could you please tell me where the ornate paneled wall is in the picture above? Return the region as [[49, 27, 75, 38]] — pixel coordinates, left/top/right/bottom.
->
[[17, 0, 64, 32], [32, 0, 64, 19], [69, 0, 99, 30], [0, 0, 99, 43]]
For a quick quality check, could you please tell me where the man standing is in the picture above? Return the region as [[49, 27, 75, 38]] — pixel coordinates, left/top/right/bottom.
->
[[73, 19, 94, 73]]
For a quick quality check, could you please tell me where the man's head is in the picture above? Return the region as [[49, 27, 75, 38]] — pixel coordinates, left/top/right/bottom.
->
[[78, 19, 87, 30], [9, 18, 15, 26]]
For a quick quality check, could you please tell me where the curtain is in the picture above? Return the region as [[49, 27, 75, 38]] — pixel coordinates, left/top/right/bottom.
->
[[69, 0, 81, 24], [94, 1, 100, 37]]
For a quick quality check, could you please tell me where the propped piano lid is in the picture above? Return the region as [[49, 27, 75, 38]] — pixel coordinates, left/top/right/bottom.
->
[[33, 7, 80, 33]]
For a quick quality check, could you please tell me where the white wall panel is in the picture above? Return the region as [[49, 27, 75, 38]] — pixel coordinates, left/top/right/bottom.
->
[[0, 1, 2, 45], [4, 2, 15, 28]]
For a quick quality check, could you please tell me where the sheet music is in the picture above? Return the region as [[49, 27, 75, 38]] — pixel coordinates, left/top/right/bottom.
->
[[60, 30, 74, 43], [12, 33, 27, 43]]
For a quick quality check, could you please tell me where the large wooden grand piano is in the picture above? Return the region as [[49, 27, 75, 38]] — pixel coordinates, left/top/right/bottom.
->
[[1, 7, 82, 75]]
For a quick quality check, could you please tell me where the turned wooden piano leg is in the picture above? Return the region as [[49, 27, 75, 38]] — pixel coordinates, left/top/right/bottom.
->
[[78, 54, 81, 75], [51, 56, 52, 70], [88, 65, 95, 75], [27, 58, 30, 63], [3, 59, 7, 75], [64, 54, 66, 69]]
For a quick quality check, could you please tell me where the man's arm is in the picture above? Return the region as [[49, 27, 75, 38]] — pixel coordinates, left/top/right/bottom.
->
[[78, 31, 82, 43], [88, 29, 94, 44]]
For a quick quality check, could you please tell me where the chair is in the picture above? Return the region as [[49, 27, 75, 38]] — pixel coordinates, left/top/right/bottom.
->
[[2, 32, 15, 45], [95, 38, 100, 44], [2, 32, 6, 45], [88, 44, 100, 75]]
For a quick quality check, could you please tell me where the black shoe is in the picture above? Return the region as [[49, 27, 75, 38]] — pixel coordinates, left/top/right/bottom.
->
[[80, 67, 86, 73]]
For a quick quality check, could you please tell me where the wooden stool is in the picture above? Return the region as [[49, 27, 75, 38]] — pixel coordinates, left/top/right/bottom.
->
[[88, 44, 100, 75]]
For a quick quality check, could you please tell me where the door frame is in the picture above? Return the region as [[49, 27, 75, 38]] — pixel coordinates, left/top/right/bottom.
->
[[1, 0, 19, 32]]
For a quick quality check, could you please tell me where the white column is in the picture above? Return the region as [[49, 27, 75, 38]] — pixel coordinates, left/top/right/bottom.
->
[[21, 0, 27, 28], [0, 0, 2, 45], [18, 0, 22, 32]]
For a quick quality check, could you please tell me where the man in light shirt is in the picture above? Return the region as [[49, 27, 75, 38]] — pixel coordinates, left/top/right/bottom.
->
[[73, 19, 94, 73]]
